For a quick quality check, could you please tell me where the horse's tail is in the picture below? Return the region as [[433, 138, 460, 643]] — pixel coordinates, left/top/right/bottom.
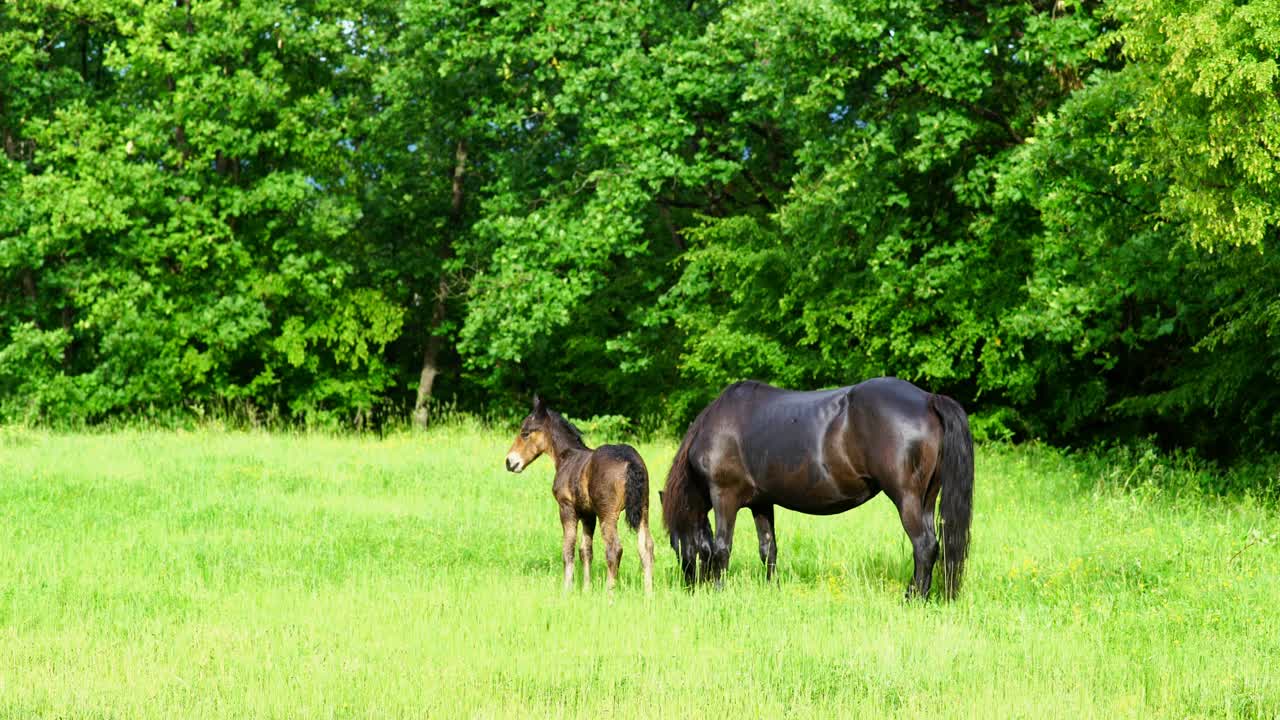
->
[[662, 406, 715, 585], [623, 457, 647, 532], [930, 393, 974, 599]]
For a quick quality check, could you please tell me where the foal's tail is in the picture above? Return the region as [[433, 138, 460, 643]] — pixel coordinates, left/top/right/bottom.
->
[[930, 393, 974, 599], [624, 459, 647, 532]]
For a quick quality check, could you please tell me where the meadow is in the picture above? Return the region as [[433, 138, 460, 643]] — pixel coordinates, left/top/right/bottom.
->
[[1, 423, 1277, 718]]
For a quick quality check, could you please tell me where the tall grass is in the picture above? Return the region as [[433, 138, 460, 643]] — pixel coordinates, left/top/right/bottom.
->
[[0, 425, 1276, 718]]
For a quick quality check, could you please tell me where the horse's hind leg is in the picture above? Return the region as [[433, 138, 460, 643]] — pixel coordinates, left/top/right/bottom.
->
[[637, 519, 655, 594], [579, 513, 596, 589], [751, 504, 778, 582], [896, 495, 939, 599], [601, 514, 623, 593]]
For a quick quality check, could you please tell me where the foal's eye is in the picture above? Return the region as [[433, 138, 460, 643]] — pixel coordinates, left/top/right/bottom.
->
[[520, 431, 530, 439]]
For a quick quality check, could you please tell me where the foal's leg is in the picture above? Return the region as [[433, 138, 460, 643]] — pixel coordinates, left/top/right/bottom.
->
[[559, 506, 578, 591], [601, 514, 623, 593], [579, 513, 596, 589], [751, 504, 778, 582], [637, 518, 655, 594], [896, 494, 939, 599], [710, 488, 741, 588]]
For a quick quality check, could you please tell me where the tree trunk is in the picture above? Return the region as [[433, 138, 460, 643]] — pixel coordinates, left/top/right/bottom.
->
[[413, 138, 467, 428], [20, 269, 36, 303], [657, 198, 686, 250], [412, 277, 450, 427]]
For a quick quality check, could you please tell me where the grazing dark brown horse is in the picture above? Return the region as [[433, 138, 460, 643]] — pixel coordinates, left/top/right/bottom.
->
[[662, 377, 973, 599], [506, 396, 656, 593]]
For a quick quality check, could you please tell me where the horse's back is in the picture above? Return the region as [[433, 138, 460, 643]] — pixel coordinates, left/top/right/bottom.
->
[[691, 377, 938, 513], [586, 443, 647, 520], [846, 376, 933, 420], [702, 377, 927, 447], [592, 443, 644, 469], [843, 377, 940, 455]]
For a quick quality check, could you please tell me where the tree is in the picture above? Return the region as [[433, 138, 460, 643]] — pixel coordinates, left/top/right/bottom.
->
[[2, 1, 403, 424]]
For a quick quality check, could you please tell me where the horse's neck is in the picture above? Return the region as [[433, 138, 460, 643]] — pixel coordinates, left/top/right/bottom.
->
[[550, 443, 589, 473], [550, 446, 591, 503]]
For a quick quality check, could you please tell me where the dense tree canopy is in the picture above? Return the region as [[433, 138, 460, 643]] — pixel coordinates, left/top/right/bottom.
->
[[2, 0, 1278, 457]]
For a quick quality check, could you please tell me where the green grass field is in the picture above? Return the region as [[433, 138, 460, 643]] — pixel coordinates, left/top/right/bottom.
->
[[1, 424, 1277, 718]]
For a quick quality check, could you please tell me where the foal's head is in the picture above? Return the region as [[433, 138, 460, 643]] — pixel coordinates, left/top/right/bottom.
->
[[505, 395, 557, 473], [505, 395, 588, 472]]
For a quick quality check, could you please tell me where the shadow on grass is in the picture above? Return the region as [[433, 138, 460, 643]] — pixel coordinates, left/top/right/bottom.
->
[[774, 545, 916, 594]]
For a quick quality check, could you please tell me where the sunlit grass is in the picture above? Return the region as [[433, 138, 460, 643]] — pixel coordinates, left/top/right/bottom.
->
[[0, 425, 1276, 718]]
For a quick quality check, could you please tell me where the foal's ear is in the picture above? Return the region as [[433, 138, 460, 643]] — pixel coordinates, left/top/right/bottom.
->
[[531, 394, 547, 416]]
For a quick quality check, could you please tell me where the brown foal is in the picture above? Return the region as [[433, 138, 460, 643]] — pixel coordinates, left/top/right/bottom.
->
[[505, 395, 655, 593]]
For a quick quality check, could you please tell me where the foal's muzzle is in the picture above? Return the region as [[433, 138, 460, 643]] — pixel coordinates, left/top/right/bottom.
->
[[505, 453, 524, 473]]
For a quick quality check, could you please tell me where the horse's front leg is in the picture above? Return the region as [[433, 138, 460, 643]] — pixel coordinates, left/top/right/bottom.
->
[[710, 487, 741, 588], [559, 505, 578, 591]]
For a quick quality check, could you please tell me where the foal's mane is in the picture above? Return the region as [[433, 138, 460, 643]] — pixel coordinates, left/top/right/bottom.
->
[[544, 408, 588, 451]]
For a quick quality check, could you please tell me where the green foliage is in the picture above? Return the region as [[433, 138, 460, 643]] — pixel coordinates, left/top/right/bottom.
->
[[0, 322, 78, 421], [986, 0, 1280, 452], [1110, 0, 1280, 249], [564, 413, 632, 443], [2, 0, 1279, 463], [1, 1, 404, 424]]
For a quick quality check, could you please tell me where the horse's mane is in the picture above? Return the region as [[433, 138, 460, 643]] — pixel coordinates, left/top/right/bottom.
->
[[545, 409, 588, 450]]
